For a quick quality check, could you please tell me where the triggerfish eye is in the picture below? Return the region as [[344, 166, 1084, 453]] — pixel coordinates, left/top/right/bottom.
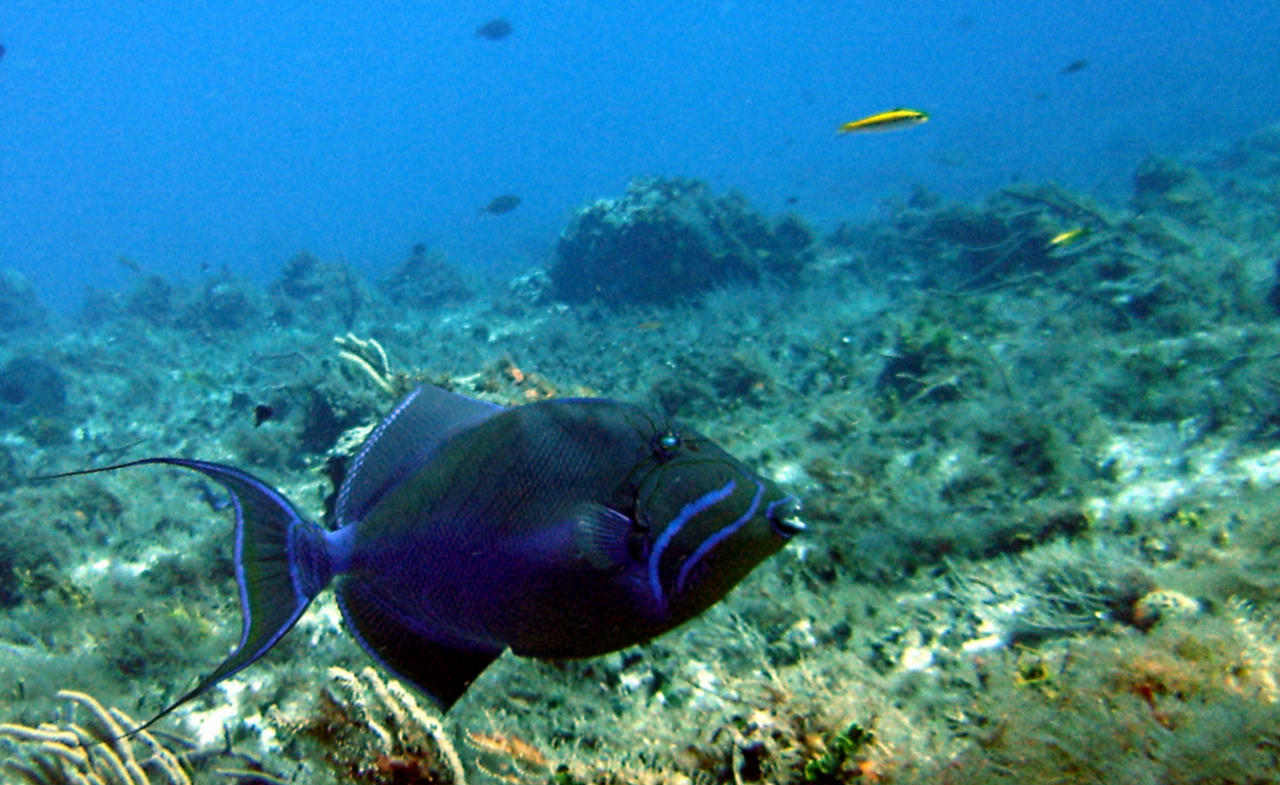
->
[[652, 430, 682, 459]]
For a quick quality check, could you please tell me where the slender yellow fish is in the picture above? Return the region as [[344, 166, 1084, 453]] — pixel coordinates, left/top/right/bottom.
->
[[1048, 227, 1092, 248], [838, 108, 929, 134]]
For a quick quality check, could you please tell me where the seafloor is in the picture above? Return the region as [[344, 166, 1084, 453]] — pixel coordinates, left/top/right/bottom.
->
[[4, 124, 1280, 785]]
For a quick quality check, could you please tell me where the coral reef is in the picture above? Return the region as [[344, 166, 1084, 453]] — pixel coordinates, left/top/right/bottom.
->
[[0, 355, 68, 418], [550, 177, 814, 304], [334, 333, 398, 397], [5, 125, 1280, 784]]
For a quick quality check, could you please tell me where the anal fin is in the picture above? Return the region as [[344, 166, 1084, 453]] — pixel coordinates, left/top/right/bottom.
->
[[336, 581, 500, 711]]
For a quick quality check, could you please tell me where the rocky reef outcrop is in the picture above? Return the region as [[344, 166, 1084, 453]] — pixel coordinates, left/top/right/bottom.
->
[[1132, 155, 1217, 227], [380, 244, 473, 311], [549, 177, 814, 305], [269, 252, 369, 330], [0, 270, 48, 332], [0, 355, 69, 445]]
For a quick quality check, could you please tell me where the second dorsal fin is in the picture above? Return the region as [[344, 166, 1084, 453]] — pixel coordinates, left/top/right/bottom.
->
[[335, 387, 503, 525]]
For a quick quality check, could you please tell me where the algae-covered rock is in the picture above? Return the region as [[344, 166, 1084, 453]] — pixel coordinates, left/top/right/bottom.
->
[[0, 269, 49, 331], [0, 355, 70, 443], [269, 252, 368, 329], [123, 274, 176, 326], [1132, 155, 1216, 226], [0, 356, 67, 417], [178, 273, 265, 331], [380, 244, 473, 311], [550, 177, 814, 305], [82, 272, 263, 331]]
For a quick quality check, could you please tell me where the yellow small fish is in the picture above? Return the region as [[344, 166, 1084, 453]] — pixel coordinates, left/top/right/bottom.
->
[[1048, 227, 1092, 247], [838, 108, 929, 134]]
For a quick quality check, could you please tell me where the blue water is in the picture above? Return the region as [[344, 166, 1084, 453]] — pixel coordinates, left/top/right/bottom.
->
[[2, 0, 1278, 311]]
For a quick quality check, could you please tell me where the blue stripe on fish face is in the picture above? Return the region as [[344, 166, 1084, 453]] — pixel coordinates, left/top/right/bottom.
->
[[674, 479, 765, 598], [646, 479, 737, 614]]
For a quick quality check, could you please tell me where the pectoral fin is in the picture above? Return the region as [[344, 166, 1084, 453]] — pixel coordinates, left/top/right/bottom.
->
[[569, 502, 638, 571]]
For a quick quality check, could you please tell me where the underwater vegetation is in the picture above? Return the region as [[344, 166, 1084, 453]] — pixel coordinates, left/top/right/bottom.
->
[[5, 124, 1280, 783]]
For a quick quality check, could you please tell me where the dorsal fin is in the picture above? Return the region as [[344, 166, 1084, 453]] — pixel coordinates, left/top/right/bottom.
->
[[335, 387, 503, 525]]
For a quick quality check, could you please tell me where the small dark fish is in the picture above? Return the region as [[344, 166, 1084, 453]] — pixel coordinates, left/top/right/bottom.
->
[[253, 404, 274, 427], [1061, 59, 1089, 75], [47, 386, 802, 726], [475, 18, 513, 40], [0, 43, 6, 62], [785, 196, 800, 205], [481, 194, 522, 215]]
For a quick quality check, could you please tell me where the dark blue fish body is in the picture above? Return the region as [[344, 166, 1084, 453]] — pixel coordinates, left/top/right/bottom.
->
[[55, 387, 801, 719]]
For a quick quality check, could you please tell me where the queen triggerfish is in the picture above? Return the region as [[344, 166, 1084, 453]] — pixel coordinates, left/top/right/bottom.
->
[[52, 386, 803, 727]]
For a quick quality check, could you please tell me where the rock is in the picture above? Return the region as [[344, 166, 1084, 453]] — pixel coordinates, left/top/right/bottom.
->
[[550, 177, 814, 305], [380, 244, 472, 311], [1132, 155, 1216, 227], [269, 252, 367, 329], [0, 270, 49, 331], [0, 355, 70, 443]]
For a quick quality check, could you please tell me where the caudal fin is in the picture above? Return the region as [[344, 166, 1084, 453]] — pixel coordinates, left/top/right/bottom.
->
[[40, 458, 332, 734]]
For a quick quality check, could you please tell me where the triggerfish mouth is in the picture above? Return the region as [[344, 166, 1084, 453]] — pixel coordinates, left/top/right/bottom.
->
[[49, 386, 803, 728]]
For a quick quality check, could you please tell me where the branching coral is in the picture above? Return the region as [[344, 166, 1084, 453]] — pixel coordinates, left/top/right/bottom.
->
[[280, 665, 468, 785], [0, 690, 193, 785], [335, 333, 395, 395]]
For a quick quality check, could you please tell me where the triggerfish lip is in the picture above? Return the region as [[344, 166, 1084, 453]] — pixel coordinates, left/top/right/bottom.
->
[[775, 515, 806, 535], [767, 494, 805, 536]]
